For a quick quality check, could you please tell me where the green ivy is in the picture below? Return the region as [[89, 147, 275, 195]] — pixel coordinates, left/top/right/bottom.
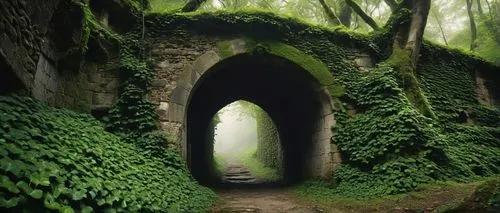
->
[[0, 95, 216, 212], [255, 107, 282, 171], [105, 33, 157, 134]]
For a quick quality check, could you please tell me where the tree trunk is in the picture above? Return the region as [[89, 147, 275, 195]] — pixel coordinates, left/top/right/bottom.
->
[[396, 0, 431, 64], [345, 0, 380, 30], [182, 0, 207, 12], [484, 0, 492, 16], [466, 0, 478, 50], [339, 2, 353, 27], [318, 0, 342, 26], [388, 0, 434, 118], [477, 0, 484, 15]]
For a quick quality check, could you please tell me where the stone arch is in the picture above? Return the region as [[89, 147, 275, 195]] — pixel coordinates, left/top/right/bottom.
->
[[160, 38, 341, 184]]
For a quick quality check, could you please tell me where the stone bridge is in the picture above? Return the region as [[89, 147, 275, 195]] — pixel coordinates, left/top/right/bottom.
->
[[2, 0, 498, 184], [142, 33, 375, 182]]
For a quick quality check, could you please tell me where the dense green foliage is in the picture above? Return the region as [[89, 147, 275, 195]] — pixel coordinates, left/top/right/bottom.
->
[[327, 47, 500, 197], [255, 108, 282, 171], [0, 95, 215, 212], [106, 32, 158, 135]]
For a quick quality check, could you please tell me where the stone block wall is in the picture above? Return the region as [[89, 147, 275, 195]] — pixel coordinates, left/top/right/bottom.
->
[[0, 0, 61, 91], [1, 0, 121, 112], [147, 32, 218, 144], [54, 62, 120, 112]]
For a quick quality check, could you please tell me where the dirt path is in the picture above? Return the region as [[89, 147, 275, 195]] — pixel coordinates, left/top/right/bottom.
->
[[210, 181, 478, 213], [211, 162, 478, 212], [211, 188, 324, 213], [212, 162, 323, 213]]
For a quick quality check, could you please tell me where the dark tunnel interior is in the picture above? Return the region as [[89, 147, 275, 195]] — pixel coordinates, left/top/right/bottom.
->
[[186, 54, 325, 186], [0, 57, 25, 95]]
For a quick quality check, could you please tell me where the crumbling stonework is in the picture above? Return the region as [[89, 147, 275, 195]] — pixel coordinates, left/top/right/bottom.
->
[[476, 70, 497, 106], [0, 0, 122, 112], [0, 0, 61, 91]]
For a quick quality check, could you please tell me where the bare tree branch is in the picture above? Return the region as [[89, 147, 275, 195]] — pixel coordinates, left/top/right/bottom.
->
[[345, 0, 380, 30], [182, 0, 207, 12], [318, 0, 342, 26]]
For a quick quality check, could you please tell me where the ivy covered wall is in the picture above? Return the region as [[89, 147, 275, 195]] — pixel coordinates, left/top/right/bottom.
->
[[255, 107, 282, 172]]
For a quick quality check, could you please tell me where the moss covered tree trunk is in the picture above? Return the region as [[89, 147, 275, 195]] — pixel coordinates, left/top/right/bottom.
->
[[387, 0, 435, 118]]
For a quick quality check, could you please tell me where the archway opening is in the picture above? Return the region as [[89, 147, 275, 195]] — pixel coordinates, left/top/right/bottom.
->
[[211, 100, 283, 186], [186, 53, 335, 187]]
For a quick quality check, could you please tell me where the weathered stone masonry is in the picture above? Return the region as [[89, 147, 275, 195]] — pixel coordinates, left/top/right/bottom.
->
[[144, 31, 377, 178], [0, 0, 120, 112]]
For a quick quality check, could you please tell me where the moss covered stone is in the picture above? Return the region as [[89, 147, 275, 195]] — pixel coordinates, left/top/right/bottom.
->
[[216, 38, 335, 86]]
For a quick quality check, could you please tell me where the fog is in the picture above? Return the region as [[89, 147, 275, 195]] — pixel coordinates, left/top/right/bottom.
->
[[213, 101, 258, 159]]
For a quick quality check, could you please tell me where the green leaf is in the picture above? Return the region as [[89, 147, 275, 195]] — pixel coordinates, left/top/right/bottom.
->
[[0, 176, 20, 194], [53, 185, 70, 198], [97, 198, 106, 206], [0, 196, 20, 208], [44, 193, 61, 210], [16, 180, 33, 194], [29, 189, 43, 199], [61, 205, 75, 213], [1, 157, 22, 176], [29, 172, 51, 186], [103, 208, 117, 213], [81, 206, 93, 213], [71, 189, 87, 201]]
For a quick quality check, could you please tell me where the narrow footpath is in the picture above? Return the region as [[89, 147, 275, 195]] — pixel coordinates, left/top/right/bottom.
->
[[211, 162, 323, 213]]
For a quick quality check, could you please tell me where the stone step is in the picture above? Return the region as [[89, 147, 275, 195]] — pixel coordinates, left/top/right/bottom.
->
[[223, 179, 257, 184], [222, 164, 258, 184], [225, 171, 252, 176], [225, 176, 255, 181]]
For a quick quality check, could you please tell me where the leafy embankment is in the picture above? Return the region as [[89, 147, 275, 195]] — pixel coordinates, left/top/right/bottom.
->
[[0, 95, 215, 212], [328, 59, 500, 197]]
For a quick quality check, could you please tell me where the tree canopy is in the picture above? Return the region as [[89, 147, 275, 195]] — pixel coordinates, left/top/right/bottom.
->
[[149, 0, 500, 65]]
